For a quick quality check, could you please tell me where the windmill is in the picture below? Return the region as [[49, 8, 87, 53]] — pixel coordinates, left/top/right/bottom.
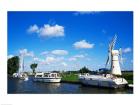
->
[[18, 53, 24, 73], [105, 35, 123, 75]]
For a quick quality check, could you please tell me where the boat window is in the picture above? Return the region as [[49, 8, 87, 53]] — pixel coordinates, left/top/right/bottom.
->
[[44, 73, 49, 77], [54, 74, 56, 77], [57, 74, 60, 77], [51, 74, 54, 77], [36, 75, 42, 77]]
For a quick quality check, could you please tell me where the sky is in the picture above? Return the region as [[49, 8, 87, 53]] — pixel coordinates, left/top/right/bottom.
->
[[8, 11, 133, 72]]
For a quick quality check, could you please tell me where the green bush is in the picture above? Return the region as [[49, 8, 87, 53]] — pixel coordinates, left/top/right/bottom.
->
[[8, 56, 19, 75]]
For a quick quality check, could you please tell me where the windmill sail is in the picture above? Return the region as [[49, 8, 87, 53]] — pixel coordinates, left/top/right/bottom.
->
[[110, 35, 117, 50], [105, 51, 111, 68], [105, 55, 109, 67], [105, 35, 117, 68]]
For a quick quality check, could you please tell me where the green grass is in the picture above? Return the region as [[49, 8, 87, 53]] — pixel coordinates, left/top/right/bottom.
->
[[61, 73, 78, 82], [127, 80, 133, 84], [122, 71, 133, 84]]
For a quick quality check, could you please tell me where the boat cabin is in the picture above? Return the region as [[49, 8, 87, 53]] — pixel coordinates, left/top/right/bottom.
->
[[35, 72, 61, 78]]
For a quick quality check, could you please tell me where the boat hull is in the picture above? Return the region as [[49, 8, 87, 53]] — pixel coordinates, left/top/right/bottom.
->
[[79, 76, 128, 88], [33, 77, 61, 83]]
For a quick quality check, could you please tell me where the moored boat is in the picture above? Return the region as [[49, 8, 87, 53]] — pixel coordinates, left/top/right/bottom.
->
[[13, 72, 29, 81], [33, 72, 61, 83], [79, 74, 128, 88]]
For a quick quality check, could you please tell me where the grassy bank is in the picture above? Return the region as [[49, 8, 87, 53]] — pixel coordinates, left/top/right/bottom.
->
[[61, 71, 133, 84], [61, 73, 79, 83], [122, 71, 133, 84]]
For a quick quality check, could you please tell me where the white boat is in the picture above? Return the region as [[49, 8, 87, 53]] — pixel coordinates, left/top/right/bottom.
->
[[33, 72, 61, 83], [79, 73, 128, 88], [78, 35, 128, 88], [13, 72, 29, 81]]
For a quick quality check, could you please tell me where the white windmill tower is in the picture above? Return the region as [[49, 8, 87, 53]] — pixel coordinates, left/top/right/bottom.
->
[[18, 51, 28, 80], [18, 54, 24, 73], [105, 35, 123, 76]]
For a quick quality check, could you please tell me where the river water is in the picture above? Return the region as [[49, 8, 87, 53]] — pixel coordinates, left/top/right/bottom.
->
[[8, 77, 133, 94]]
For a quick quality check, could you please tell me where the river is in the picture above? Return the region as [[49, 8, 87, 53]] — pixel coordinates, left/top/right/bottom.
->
[[8, 77, 133, 94]]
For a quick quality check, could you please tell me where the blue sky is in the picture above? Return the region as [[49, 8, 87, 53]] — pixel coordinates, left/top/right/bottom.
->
[[8, 11, 133, 72]]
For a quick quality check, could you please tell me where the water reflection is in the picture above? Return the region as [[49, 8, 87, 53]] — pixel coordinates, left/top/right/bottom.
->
[[8, 77, 133, 94]]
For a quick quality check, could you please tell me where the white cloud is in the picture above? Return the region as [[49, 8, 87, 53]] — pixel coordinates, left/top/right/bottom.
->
[[40, 51, 49, 55], [27, 24, 39, 33], [39, 24, 64, 37], [8, 55, 14, 59], [51, 50, 68, 55], [73, 54, 85, 58], [27, 24, 64, 38], [122, 47, 132, 53], [55, 57, 64, 62], [39, 56, 64, 65], [120, 57, 127, 64], [33, 57, 39, 61], [86, 58, 91, 61], [68, 57, 77, 61], [98, 65, 101, 67], [68, 54, 85, 61], [19, 49, 34, 57], [45, 57, 56, 64], [73, 40, 94, 49], [61, 62, 67, 67]]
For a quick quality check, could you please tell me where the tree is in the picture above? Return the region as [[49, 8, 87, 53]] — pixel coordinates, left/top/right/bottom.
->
[[99, 68, 110, 74], [79, 66, 91, 73], [30, 63, 38, 74], [8, 56, 19, 75]]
